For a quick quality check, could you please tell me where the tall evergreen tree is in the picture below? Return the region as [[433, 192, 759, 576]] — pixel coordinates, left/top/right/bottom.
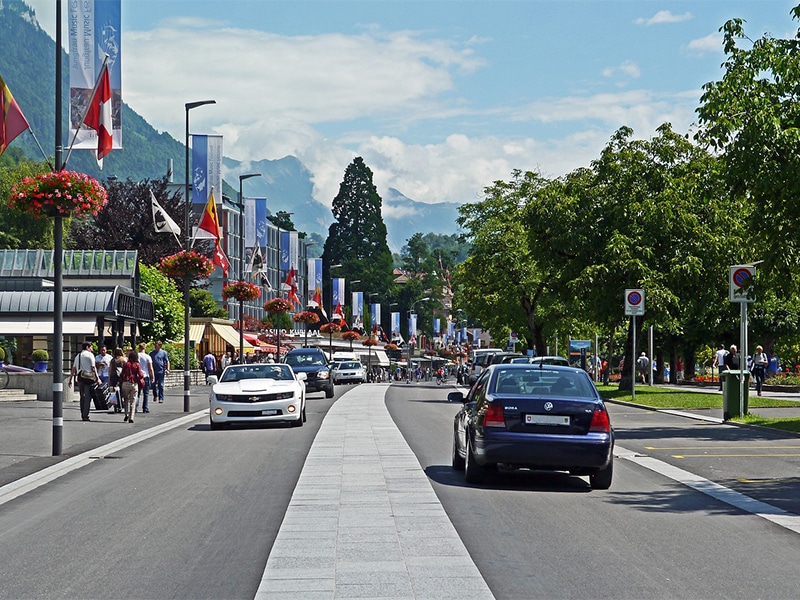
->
[[322, 157, 394, 302]]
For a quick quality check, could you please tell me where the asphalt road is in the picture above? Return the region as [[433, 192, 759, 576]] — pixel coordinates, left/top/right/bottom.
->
[[0, 388, 338, 600], [386, 382, 800, 600], [3, 382, 800, 599]]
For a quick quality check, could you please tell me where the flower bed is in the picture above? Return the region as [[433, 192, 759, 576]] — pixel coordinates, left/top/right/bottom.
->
[[10, 170, 108, 218]]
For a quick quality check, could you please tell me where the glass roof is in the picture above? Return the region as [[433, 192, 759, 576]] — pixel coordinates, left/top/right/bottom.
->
[[0, 250, 137, 278]]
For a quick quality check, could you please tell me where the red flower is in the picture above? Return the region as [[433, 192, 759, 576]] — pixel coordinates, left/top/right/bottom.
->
[[10, 170, 107, 218], [320, 323, 341, 334], [222, 280, 262, 302], [159, 250, 213, 280], [264, 297, 293, 314], [293, 311, 320, 325]]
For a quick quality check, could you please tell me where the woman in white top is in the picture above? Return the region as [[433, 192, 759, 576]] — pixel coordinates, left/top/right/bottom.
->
[[69, 342, 99, 421]]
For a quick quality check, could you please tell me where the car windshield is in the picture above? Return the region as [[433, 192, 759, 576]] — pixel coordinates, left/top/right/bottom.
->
[[221, 365, 294, 382], [340, 362, 361, 369], [285, 353, 327, 367], [490, 367, 595, 398]]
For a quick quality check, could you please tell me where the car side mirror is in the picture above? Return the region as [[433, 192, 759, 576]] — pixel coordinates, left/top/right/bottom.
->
[[448, 391, 465, 403], [296, 372, 308, 381]]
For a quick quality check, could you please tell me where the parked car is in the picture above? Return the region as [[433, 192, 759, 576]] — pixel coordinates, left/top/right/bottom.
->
[[283, 347, 335, 398], [468, 348, 503, 384], [510, 355, 570, 366], [332, 360, 366, 384], [209, 363, 307, 430], [449, 363, 614, 489]]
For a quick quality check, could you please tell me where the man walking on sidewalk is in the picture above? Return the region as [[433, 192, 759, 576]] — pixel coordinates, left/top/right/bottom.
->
[[714, 344, 728, 391]]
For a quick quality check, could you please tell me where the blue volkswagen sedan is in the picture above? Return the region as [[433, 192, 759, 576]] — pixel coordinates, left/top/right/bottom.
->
[[449, 363, 614, 489]]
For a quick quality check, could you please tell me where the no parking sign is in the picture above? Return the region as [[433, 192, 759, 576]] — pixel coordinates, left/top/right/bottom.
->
[[729, 265, 756, 303], [624, 289, 645, 316]]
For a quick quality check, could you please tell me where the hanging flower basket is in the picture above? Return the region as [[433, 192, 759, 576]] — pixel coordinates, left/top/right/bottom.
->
[[159, 250, 213, 280], [384, 343, 399, 352], [293, 311, 320, 325], [222, 280, 262, 302], [342, 331, 361, 343], [264, 297, 293, 314], [362, 337, 378, 347], [320, 323, 342, 335], [10, 170, 108, 218]]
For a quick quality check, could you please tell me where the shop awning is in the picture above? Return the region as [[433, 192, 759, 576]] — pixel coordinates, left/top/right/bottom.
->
[[0, 317, 97, 336], [175, 323, 207, 346], [211, 323, 254, 351]]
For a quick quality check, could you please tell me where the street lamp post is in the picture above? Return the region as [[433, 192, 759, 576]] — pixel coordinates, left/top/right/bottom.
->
[[184, 99, 215, 412], [238, 173, 261, 362]]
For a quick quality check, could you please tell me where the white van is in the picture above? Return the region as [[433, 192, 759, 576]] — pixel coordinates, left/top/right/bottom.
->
[[468, 348, 503, 384]]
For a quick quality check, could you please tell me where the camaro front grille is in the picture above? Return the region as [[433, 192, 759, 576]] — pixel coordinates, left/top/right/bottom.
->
[[217, 392, 294, 403]]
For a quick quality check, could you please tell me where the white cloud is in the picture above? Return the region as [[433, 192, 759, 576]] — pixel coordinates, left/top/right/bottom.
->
[[635, 11, 693, 26], [602, 60, 642, 81], [686, 33, 723, 54]]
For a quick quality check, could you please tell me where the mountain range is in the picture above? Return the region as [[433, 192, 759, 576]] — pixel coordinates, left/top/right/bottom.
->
[[0, 0, 463, 252]]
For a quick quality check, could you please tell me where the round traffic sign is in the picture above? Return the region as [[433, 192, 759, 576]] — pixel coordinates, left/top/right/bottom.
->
[[627, 290, 643, 306], [732, 267, 753, 289]]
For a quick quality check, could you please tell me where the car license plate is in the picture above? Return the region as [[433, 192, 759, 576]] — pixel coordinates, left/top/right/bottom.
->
[[525, 414, 570, 426], [261, 409, 278, 416]]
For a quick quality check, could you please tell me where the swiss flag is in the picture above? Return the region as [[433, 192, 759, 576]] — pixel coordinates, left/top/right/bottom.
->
[[213, 241, 229, 278], [83, 62, 113, 165], [282, 266, 301, 306]]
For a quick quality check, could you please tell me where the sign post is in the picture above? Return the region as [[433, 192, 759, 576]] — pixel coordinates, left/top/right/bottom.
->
[[625, 289, 645, 402], [730, 265, 756, 418]]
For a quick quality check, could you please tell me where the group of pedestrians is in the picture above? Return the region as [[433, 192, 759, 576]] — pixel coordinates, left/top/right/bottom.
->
[[713, 343, 770, 396], [68, 341, 171, 422]]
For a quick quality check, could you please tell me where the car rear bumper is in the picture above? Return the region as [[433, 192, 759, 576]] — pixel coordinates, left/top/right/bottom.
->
[[476, 430, 613, 470]]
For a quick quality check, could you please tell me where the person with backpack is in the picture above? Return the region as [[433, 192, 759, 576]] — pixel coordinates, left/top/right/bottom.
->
[[120, 349, 146, 424]]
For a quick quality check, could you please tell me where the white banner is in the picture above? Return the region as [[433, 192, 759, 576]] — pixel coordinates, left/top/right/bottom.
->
[[68, 0, 122, 151]]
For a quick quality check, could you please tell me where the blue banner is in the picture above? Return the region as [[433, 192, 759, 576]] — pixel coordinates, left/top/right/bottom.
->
[[332, 278, 345, 307], [280, 231, 290, 272], [433, 318, 440, 335], [191, 134, 223, 206], [352, 292, 364, 329], [370, 303, 381, 331]]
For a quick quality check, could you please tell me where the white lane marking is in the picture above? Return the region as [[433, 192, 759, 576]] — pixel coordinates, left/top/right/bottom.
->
[[0, 410, 208, 507], [616, 443, 800, 534]]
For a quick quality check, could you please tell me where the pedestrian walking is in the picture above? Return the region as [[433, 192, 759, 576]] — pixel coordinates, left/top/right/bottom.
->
[[69, 342, 98, 421], [120, 350, 146, 424], [137, 343, 154, 412], [203, 350, 217, 383], [724, 345, 740, 371], [150, 340, 170, 403], [752, 344, 768, 396], [636, 352, 650, 384], [108, 347, 126, 413], [95, 345, 112, 386], [713, 344, 727, 390]]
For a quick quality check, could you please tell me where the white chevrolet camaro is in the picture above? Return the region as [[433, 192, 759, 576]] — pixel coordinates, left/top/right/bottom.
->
[[209, 364, 307, 430]]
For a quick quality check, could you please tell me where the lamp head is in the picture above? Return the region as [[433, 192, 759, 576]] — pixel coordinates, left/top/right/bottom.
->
[[186, 99, 216, 110]]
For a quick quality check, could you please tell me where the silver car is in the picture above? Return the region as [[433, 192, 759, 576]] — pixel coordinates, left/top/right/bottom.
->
[[332, 361, 366, 384]]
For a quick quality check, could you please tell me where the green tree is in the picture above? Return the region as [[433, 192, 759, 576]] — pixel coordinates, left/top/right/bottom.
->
[[66, 175, 183, 265], [190, 288, 227, 318], [139, 264, 184, 342], [0, 160, 54, 249], [322, 157, 394, 304]]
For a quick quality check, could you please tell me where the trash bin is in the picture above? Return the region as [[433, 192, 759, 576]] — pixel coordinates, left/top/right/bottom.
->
[[722, 370, 749, 420]]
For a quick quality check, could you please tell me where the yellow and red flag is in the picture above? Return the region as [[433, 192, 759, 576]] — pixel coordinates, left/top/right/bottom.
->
[[0, 75, 30, 157]]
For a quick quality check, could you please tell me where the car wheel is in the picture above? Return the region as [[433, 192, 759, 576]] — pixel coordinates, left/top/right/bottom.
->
[[209, 416, 222, 431], [325, 384, 334, 398], [464, 436, 487, 484], [589, 456, 613, 490], [451, 429, 465, 471]]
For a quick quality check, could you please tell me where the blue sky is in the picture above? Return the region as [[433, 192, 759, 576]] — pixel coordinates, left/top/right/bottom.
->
[[28, 0, 800, 212]]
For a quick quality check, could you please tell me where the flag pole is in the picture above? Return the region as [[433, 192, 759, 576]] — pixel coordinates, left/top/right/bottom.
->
[[25, 128, 54, 170], [62, 53, 109, 169]]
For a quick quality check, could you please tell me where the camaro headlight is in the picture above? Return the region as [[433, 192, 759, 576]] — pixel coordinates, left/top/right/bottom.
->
[[287, 405, 296, 413]]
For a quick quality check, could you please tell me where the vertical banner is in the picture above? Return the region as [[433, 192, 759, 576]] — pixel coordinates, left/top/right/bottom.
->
[[448, 321, 454, 338], [433, 318, 440, 335], [68, 0, 122, 151], [280, 230, 290, 272], [289, 231, 299, 274], [352, 292, 364, 329], [244, 197, 268, 249], [391, 312, 400, 335], [191, 134, 223, 205], [370, 303, 381, 331], [306, 258, 322, 296], [410, 314, 418, 337], [332, 278, 345, 308], [462, 327, 468, 343]]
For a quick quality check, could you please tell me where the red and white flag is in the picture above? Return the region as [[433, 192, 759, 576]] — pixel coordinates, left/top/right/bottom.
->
[[333, 301, 345, 322], [213, 241, 229, 278], [82, 61, 112, 166], [282, 266, 301, 306]]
